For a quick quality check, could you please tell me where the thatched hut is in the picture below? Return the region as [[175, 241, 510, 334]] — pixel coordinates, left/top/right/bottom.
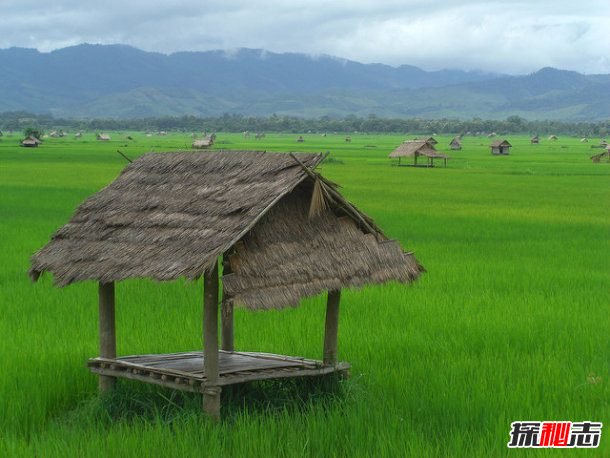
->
[[449, 137, 462, 150], [490, 140, 511, 155], [530, 135, 539, 144], [97, 133, 111, 141], [548, 135, 558, 141], [21, 136, 41, 147], [580, 137, 588, 143], [297, 136, 304, 143], [29, 151, 423, 420], [345, 136, 351, 142], [590, 149, 610, 163], [75, 132, 83, 139], [389, 141, 450, 167], [192, 137, 213, 149]]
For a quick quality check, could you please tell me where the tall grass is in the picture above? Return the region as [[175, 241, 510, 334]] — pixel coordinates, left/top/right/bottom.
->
[[0, 132, 608, 456]]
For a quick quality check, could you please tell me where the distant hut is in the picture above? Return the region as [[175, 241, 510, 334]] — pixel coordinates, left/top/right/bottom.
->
[[548, 135, 558, 141], [580, 138, 588, 143], [255, 133, 265, 140], [321, 133, 327, 137], [21, 136, 41, 147], [158, 131, 167, 136], [48, 131, 59, 138], [449, 137, 462, 150], [28, 151, 423, 420], [530, 135, 539, 144], [487, 132, 497, 138], [490, 139, 512, 155], [243, 131, 250, 139], [600, 140, 608, 147], [75, 132, 82, 139], [345, 136, 351, 142], [389, 140, 450, 167], [590, 149, 610, 163], [192, 137, 214, 149], [417, 136, 438, 145], [297, 136, 304, 143], [97, 133, 111, 141]]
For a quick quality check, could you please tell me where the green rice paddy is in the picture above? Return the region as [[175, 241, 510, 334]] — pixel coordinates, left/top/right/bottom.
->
[[1, 132, 608, 456]]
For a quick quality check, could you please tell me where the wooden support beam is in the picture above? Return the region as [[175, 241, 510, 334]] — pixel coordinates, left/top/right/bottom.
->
[[221, 256, 234, 352], [203, 260, 221, 420], [98, 281, 116, 393], [323, 289, 341, 366]]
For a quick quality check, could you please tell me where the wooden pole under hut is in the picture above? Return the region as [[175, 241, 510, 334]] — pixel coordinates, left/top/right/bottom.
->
[[98, 282, 116, 393], [203, 260, 221, 420]]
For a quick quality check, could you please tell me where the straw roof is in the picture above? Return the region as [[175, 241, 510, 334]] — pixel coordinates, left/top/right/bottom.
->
[[29, 151, 422, 310], [389, 141, 449, 159], [590, 150, 610, 163], [416, 136, 438, 145], [449, 138, 462, 148], [97, 134, 111, 141], [490, 140, 511, 148]]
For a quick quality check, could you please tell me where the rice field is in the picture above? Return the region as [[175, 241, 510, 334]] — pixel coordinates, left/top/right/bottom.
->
[[1, 132, 608, 456]]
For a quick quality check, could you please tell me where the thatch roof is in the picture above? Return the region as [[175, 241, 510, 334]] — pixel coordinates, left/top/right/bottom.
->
[[416, 136, 438, 145], [29, 151, 422, 310], [490, 140, 511, 148], [590, 150, 610, 163], [449, 138, 462, 147], [389, 141, 449, 159], [97, 134, 111, 141]]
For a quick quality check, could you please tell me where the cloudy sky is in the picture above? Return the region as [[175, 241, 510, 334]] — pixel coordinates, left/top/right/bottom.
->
[[2, 0, 609, 74]]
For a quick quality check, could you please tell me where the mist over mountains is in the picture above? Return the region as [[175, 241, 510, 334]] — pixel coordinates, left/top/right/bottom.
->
[[1, 44, 609, 120]]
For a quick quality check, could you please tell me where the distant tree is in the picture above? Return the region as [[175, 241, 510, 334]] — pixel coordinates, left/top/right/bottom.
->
[[23, 127, 43, 140]]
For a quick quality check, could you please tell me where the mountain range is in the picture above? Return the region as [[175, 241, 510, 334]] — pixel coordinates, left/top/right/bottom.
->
[[1, 44, 609, 120]]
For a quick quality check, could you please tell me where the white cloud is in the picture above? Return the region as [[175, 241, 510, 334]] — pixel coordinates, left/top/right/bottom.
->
[[0, 0, 608, 73]]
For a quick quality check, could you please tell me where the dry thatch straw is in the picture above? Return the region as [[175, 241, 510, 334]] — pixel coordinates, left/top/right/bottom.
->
[[30, 150, 423, 310]]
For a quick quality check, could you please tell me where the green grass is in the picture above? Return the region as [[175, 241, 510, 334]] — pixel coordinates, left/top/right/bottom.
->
[[1, 132, 609, 456]]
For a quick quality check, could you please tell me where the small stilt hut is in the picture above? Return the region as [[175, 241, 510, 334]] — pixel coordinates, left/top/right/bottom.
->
[[29, 151, 423, 420], [449, 137, 462, 150], [490, 140, 512, 155], [21, 136, 42, 147], [389, 141, 450, 167], [590, 149, 610, 163], [192, 136, 214, 149], [530, 135, 539, 144], [548, 135, 558, 141]]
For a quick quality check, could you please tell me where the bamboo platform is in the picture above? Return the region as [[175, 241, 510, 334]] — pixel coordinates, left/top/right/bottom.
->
[[88, 350, 350, 393]]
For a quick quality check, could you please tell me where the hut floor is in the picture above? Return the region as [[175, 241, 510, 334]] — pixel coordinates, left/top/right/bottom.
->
[[88, 350, 350, 392]]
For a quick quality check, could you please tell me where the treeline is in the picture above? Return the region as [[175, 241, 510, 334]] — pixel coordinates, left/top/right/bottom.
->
[[1, 111, 608, 137]]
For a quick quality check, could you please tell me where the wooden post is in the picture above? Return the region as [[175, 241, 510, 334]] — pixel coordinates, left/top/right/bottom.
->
[[98, 281, 116, 393], [221, 256, 234, 352], [323, 289, 341, 365], [203, 260, 221, 420]]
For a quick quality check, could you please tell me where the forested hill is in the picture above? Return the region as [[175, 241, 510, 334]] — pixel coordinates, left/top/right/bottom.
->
[[1, 44, 609, 120]]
